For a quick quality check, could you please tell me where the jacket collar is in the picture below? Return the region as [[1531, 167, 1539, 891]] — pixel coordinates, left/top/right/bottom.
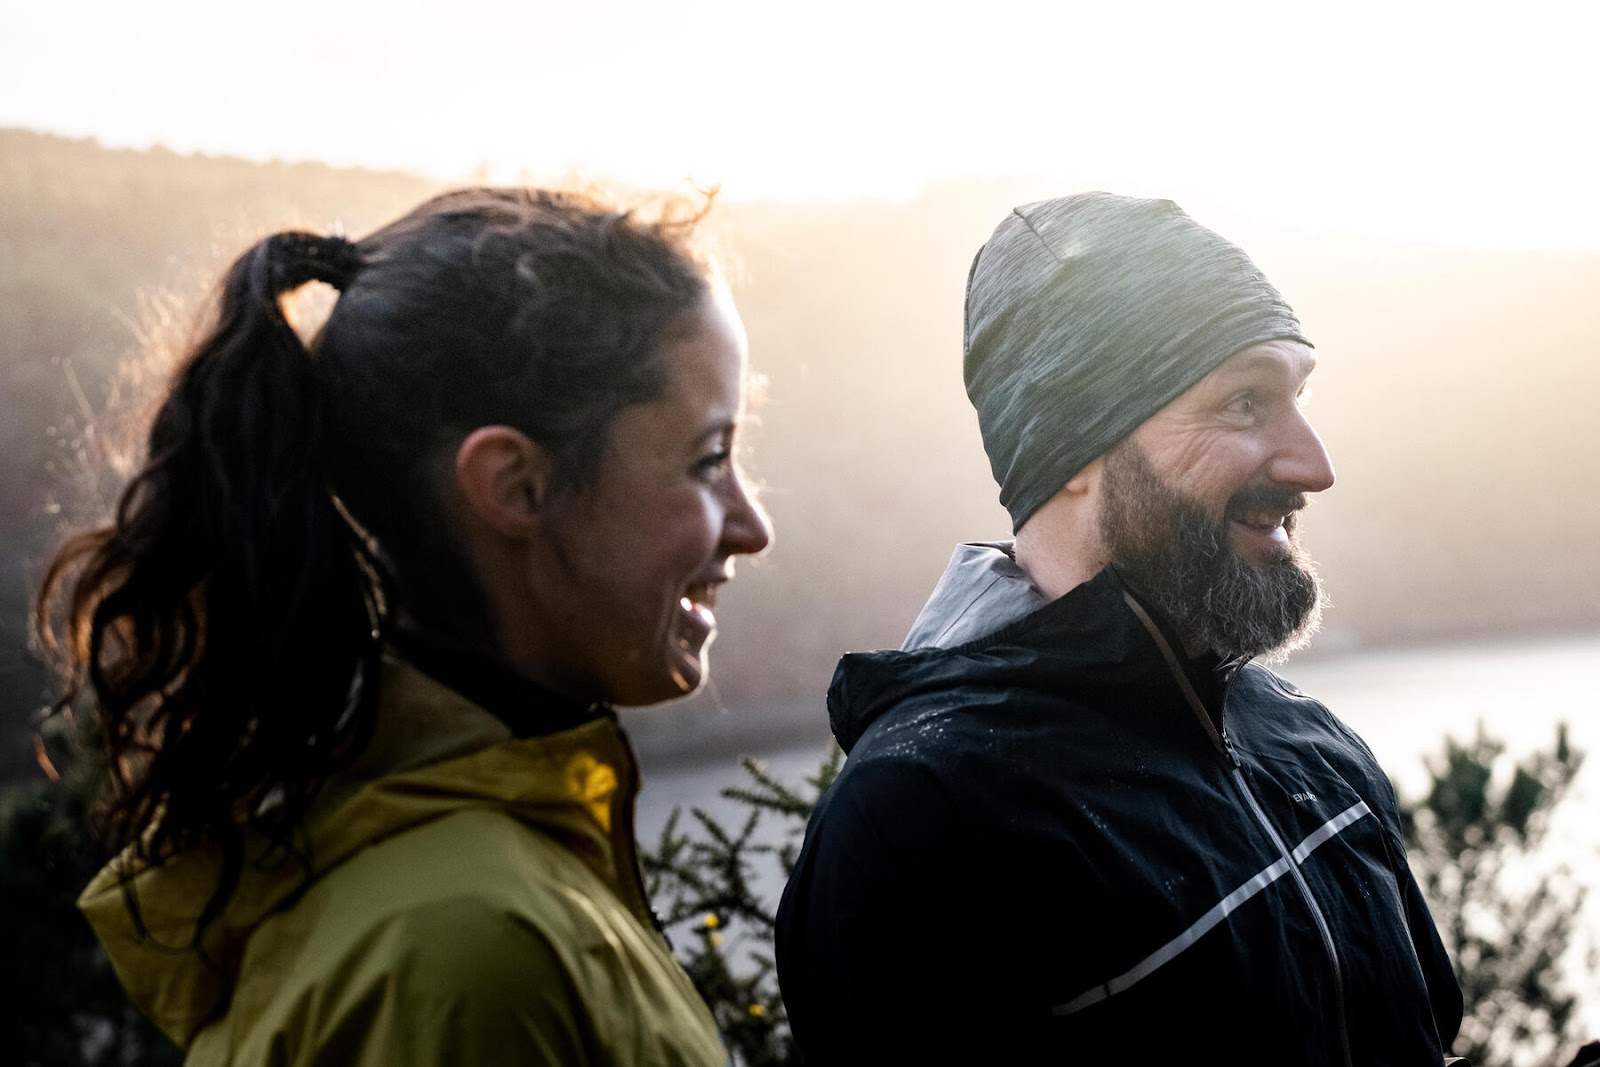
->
[[389, 627, 603, 738], [831, 551, 1239, 754], [78, 656, 642, 1048], [899, 541, 1046, 651]]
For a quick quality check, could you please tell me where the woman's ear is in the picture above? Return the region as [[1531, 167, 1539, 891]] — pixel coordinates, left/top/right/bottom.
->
[[452, 426, 555, 539]]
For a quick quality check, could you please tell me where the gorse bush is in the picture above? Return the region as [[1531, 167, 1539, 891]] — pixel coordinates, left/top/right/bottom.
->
[[1400, 723, 1595, 1067], [643, 749, 841, 1066]]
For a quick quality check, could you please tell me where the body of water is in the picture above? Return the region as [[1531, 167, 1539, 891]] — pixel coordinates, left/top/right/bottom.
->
[[637, 630, 1600, 837]]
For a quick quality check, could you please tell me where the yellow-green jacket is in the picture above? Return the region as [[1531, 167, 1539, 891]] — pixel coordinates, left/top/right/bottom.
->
[[79, 658, 729, 1066]]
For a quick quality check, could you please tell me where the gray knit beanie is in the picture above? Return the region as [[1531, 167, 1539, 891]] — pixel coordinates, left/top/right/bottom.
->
[[964, 191, 1310, 531]]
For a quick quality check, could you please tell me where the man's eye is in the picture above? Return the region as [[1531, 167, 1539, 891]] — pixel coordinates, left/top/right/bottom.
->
[[1224, 393, 1257, 417]]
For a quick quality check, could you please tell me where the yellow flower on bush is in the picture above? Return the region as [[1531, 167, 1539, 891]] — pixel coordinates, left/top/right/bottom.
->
[[748, 1004, 767, 1018], [701, 913, 720, 929]]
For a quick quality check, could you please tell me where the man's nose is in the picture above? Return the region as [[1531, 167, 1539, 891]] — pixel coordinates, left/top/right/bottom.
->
[[1269, 409, 1336, 493]]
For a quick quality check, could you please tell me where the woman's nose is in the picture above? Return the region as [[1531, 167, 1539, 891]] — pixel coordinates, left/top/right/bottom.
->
[[722, 470, 774, 558]]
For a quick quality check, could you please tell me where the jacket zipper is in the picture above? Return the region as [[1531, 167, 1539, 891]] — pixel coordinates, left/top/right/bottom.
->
[[1122, 592, 1354, 1067], [1223, 734, 1354, 1067], [613, 727, 670, 938]]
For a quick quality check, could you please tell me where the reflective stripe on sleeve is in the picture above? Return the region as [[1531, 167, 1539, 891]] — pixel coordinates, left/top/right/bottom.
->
[[1052, 800, 1372, 1017]]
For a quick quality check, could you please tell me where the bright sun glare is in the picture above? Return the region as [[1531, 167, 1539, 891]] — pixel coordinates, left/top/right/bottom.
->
[[3, 0, 1597, 251]]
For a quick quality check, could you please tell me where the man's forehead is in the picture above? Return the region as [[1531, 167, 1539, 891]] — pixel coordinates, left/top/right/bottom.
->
[[1203, 341, 1318, 384]]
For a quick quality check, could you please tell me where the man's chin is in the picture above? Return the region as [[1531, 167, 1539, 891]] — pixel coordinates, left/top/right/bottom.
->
[[1162, 547, 1325, 663], [1251, 611, 1323, 665], [1234, 555, 1326, 663]]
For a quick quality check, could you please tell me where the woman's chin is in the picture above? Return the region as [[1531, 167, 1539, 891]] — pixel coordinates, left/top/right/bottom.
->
[[610, 642, 711, 708], [664, 618, 716, 698], [664, 644, 710, 701]]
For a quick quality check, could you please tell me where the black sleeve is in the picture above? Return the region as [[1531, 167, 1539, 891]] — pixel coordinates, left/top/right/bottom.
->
[[1387, 805, 1465, 1053], [776, 754, 1031, 1066], [1327, 708, 1466, 1053]]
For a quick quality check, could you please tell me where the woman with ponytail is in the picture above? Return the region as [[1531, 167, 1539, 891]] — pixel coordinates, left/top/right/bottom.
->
[[34, 187, 771, 1065]]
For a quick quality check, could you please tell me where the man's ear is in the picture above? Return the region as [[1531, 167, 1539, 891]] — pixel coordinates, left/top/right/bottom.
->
[[453, 426, 556, 538], [1063, 454, 1104, 497]]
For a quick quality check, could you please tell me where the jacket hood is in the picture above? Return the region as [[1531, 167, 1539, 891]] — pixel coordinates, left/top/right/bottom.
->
[[829, 562, 1163, 753], [899, 541, 1045, 653], [78, 658, 640, 1048]]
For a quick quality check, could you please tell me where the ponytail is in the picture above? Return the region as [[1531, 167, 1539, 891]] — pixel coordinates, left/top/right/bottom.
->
[[34, 230, 383, 932], [34, 186, 718, 943]]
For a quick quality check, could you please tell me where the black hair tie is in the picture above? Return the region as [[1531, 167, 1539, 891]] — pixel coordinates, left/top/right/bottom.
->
[[269, 232, 365, 294]]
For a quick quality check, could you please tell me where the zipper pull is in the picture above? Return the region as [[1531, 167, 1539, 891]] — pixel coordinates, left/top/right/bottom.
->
[[1222, 730, 1243, 769]]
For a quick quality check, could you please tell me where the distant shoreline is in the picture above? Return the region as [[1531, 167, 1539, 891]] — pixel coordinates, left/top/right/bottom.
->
[[625, 625, 1600, 772]]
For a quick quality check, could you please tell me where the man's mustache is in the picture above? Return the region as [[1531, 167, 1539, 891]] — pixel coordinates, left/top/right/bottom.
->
[[1225, 486, 1310, 524]]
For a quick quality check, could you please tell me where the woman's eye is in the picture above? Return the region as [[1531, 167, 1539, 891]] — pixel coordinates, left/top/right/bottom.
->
[[694, 449, 732, 478]]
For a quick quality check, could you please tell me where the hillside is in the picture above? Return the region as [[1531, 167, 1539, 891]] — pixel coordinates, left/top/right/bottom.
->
[[3, 128, 1597, 776]]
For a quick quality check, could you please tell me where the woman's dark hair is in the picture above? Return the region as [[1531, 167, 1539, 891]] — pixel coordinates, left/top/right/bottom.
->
[[33, 187, 714, 934]]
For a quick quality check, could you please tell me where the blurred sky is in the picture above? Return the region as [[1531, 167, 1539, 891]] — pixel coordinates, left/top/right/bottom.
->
[[3, 0, 1598, 251]]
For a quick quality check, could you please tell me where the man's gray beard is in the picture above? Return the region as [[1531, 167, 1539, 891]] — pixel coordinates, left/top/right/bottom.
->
[[1098, 441, 1324, 663]]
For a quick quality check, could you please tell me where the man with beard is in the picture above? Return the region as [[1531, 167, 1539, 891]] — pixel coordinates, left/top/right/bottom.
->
[[775, 193, 1464, 1066]]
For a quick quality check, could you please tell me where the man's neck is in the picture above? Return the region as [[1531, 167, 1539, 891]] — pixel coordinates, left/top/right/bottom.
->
[[1013, 509, 1107, 603], [1015, 517, 1216, 661]]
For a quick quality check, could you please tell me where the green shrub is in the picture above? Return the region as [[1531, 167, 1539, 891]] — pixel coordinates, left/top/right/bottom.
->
[[643, 748, 840, 1066], [1400, 723, 1594, 1067]]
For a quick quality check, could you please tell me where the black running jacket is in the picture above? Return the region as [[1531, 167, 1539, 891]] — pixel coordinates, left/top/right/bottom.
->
[[776, 562, 1462, 1066]]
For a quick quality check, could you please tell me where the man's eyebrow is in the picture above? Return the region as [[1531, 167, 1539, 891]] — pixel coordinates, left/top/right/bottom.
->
[[1214, 350, 1318, 382]]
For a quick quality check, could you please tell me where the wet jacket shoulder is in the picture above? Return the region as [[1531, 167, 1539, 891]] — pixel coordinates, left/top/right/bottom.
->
[[79, 657, 727, 1067], [775, 546, 1462, 1066]]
